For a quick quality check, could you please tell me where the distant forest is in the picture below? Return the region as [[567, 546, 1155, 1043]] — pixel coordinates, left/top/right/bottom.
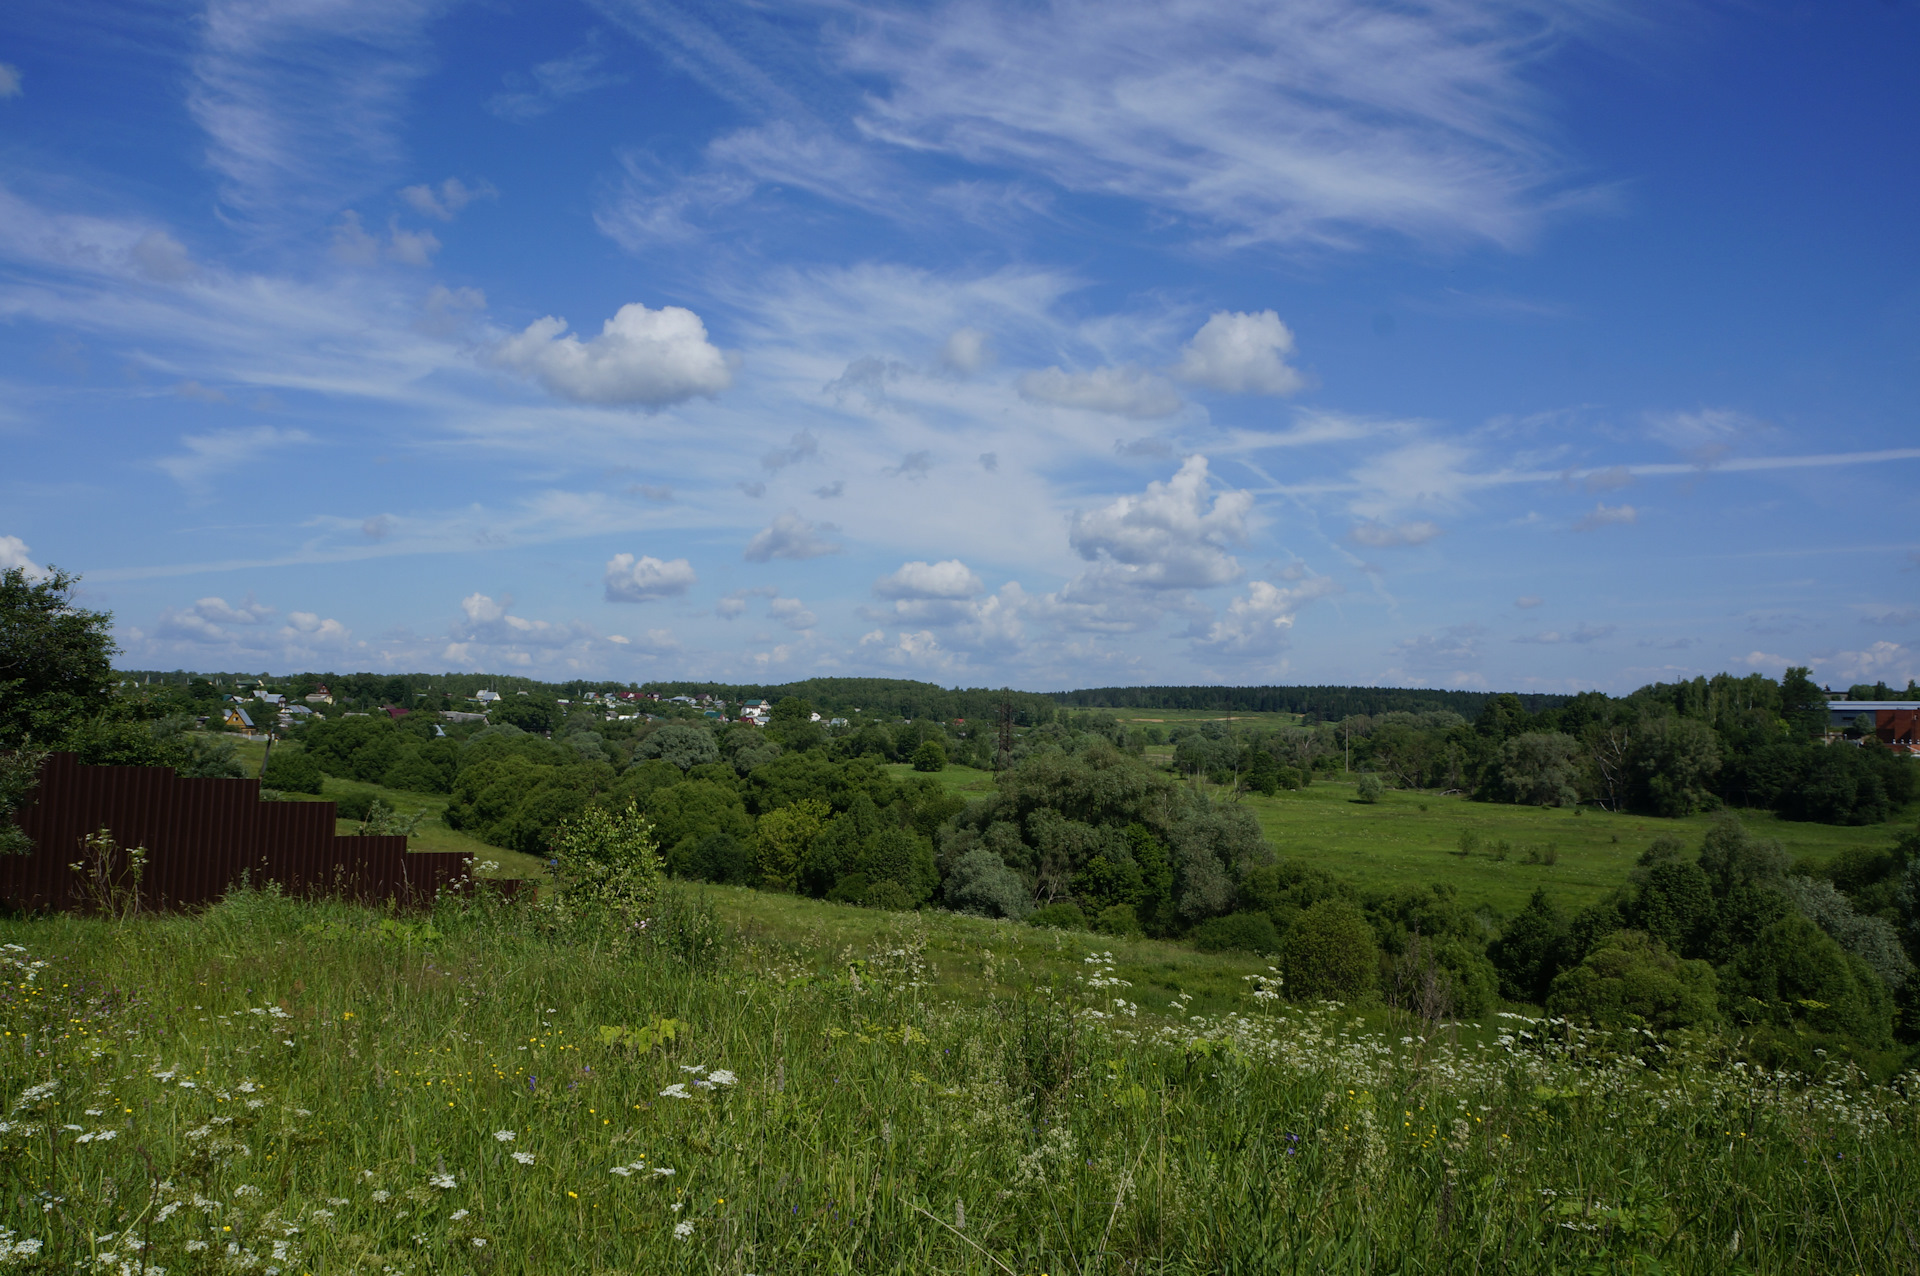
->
[[1051, 684, 1572, 719]]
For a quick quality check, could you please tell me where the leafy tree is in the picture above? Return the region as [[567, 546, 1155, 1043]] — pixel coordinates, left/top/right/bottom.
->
[[644, 781, 755, 875], [261, 747, 324, 795], [634, 723, 720, 771], [0, 747, 46, 855], [1780, 665, 1828, 740], [1629, 714, 1722, 816], [1490, 888, 1568, 1005], [942, 847, 1032, 919], [0, 566, 116, 749], [1776, 876, 1914, 991], [910, 739, 948, 772], [550, 802, 663, 934], [489, 697, 555, 733], [1279, 899, 1379, 1001], [755, 798, 830, 891], [1354, 772, 1384, 803], [1495, 732, 1584, 806], [1028, 900, 1088, 930], [1723, 916, 1894, 1063], [1545, 930, 1720, 1032]]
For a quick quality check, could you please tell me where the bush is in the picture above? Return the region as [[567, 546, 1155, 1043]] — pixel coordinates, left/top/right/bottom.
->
[[910, 740, 948, 772], [1545, 929, 1719, 1033], [332, 790, 377, 821], [550, 802, 663, 936], [1093, 902, 1144, 938], [1354, 773, 1385, 803], [1027, 901, 1088, 931], [1189, 911, 1280, 954], [260, 748, 324, 795], [864, 880, 914, 912], [1279, 899, 1379, 1000], [943, 847, 1033, 920]]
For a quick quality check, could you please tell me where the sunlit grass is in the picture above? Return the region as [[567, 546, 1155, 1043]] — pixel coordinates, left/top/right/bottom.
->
[[1, 890, 1913, 1274]]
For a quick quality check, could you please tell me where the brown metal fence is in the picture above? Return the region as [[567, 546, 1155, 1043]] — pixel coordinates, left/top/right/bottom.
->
[[1, 753, 526, 913]]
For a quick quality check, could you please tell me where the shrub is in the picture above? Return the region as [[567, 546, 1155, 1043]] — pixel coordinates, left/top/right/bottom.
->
[[1354, 773, 1385, 803], [910, 740, 948, 772], [1093, 902, 1144, 938], [1027, 900, 1088, 931], [1189, 911, 1280, 954], [864, 880, 914, 912], [1279, 899, 1379, 1000], [1545, 929, 1719, 1033], [260, 747, 324, 795], [550, 802, 663, 936], [943, 847, 1032, 920]]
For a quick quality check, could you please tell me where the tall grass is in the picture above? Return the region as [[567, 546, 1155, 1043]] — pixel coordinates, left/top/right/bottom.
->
[[1, 887, 1914, 1274]]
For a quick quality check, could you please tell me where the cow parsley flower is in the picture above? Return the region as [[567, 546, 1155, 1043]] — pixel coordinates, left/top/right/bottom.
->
[[493, 1130, 516, 1142], [511, 1152, 534, 1166], [659, 1083, 690, 1099], [673, 1220, 694, 1240], [707, 1070, 737, 1086], [429, 1173, 456, 1190]]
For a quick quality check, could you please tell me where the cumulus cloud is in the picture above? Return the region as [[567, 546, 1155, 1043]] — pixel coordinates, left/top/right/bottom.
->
[[1067, 455, 1251, 591], [454, 593, 579, 648], [149, 595, 349, 654], [603, 553, 698, 602], [813, 480, 844, 499], [1349, 519, 1441, 548], [768, 597, 818, 630], [1834, 641, 1915, 684], [1513, 623, 1615, 645], [492, 302, 732, 407], [386, 219, 441, 266], [1573, 502, 1637, 531], [399, 177, 495, 221], [1393, 625, 1485, 673], [941, 327, 994, 373], [875, 559, 984, 600], [1515, 595, 1543, 609], [1173, 310, 1303, 395], [1017, 365, 1181, 418], [282, 611, 350, 644], [883, 450, 933, 480], [1192, 574, 1341, 654], [744, 510, 842, 562], [0, 536, 45, 578], [762, 430, 819, 470]]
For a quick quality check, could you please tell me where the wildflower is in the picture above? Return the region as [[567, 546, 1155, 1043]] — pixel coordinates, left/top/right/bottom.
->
[[493, 1130, 516, 1142], [429, 1173, 456, 1190], [654, 1167, 675, 1177], [233, 1185, 261, 1198], [511, 1152, 535, 1166], [450, 1210, 469, 1222], [472, 1237, 488, 1249], [659, 1083, 690, 1099], [184, 1241, 209, 1253], [371, 1191, 391, 1203], [707, 1070, 737, 1086], [673, 1220, 694, 1240]]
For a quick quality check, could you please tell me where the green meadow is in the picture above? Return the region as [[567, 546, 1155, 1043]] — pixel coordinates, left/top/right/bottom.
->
[[2, 885, 1913, 1274]]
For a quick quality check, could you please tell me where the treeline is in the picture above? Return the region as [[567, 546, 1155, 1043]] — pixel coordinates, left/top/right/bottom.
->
[[1052, 684, 1572, 718], [633, 678, 1060, 724]]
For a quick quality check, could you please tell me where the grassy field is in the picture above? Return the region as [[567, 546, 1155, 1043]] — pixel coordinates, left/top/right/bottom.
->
[[1101, 707, 1302, 729], [880, 762, 997, 796], [1238, 780, 1908, 917], [1, 889, 1913, 1274]]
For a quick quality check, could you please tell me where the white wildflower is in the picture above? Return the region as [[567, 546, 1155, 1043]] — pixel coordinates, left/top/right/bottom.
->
[[673, 1219, 694, 1240], [679, 1064, 707, 1074], [653, 1167, 675, 1177], [658, 1083, 690, 1099], [450, 1209, 469, 1222], [371, 1191, 391, 1203], [185, 1241, 208, 1253], [707, 1070, 737, 1086], [233, 1185, 261, 1198], [511, 1152, 534, 1165], [493, 1130, 516, 1142], [472, 1237, 488, 1249], [428, 1173, 456, 1190]]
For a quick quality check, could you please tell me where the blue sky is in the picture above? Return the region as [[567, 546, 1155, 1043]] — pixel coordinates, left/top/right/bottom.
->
[[2, 1, 1917, 693]]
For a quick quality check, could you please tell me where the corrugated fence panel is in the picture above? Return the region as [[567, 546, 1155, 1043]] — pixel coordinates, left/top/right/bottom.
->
[[1, 754, 528, 913]]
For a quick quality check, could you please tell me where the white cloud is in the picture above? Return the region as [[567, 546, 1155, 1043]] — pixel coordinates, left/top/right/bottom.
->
[[1834, 641, 1915, 684], [603, 553, 698, 603], [282, 611, 350, 643], [1349, 519, 1441, 548], [1347, 441, 1479, 521], [762, 430, 819, 470], [0, 64, 21, 98], [1173, 311, 1303, 395], [1193, 574, 1341, 654], [1067, 455, 1250, 591], [155, 426, 312, 490], [0, 536, 45, 578], [1644, 407, 1763, 464], [385, 219, 440, 266], [1573, 502, 1637, 531], [744, 510, 842, 562], [841, 0, 1600, 249], [768, 597, 818, 630], [492, 302, 732, 407], [875, 559, 984, 600], [1017, 365, 1181, 418], [1513, 623, 1614, 645], [490, 36, 623, 122], [942, 327, 994, 373], [399, 177, 495, 221], [454, 592, 579, 648], [883, 450, 933, 480], [1393, 625, 1485, 673], [1515, 595, 1543, 609], [130, 230, 196, 282]]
